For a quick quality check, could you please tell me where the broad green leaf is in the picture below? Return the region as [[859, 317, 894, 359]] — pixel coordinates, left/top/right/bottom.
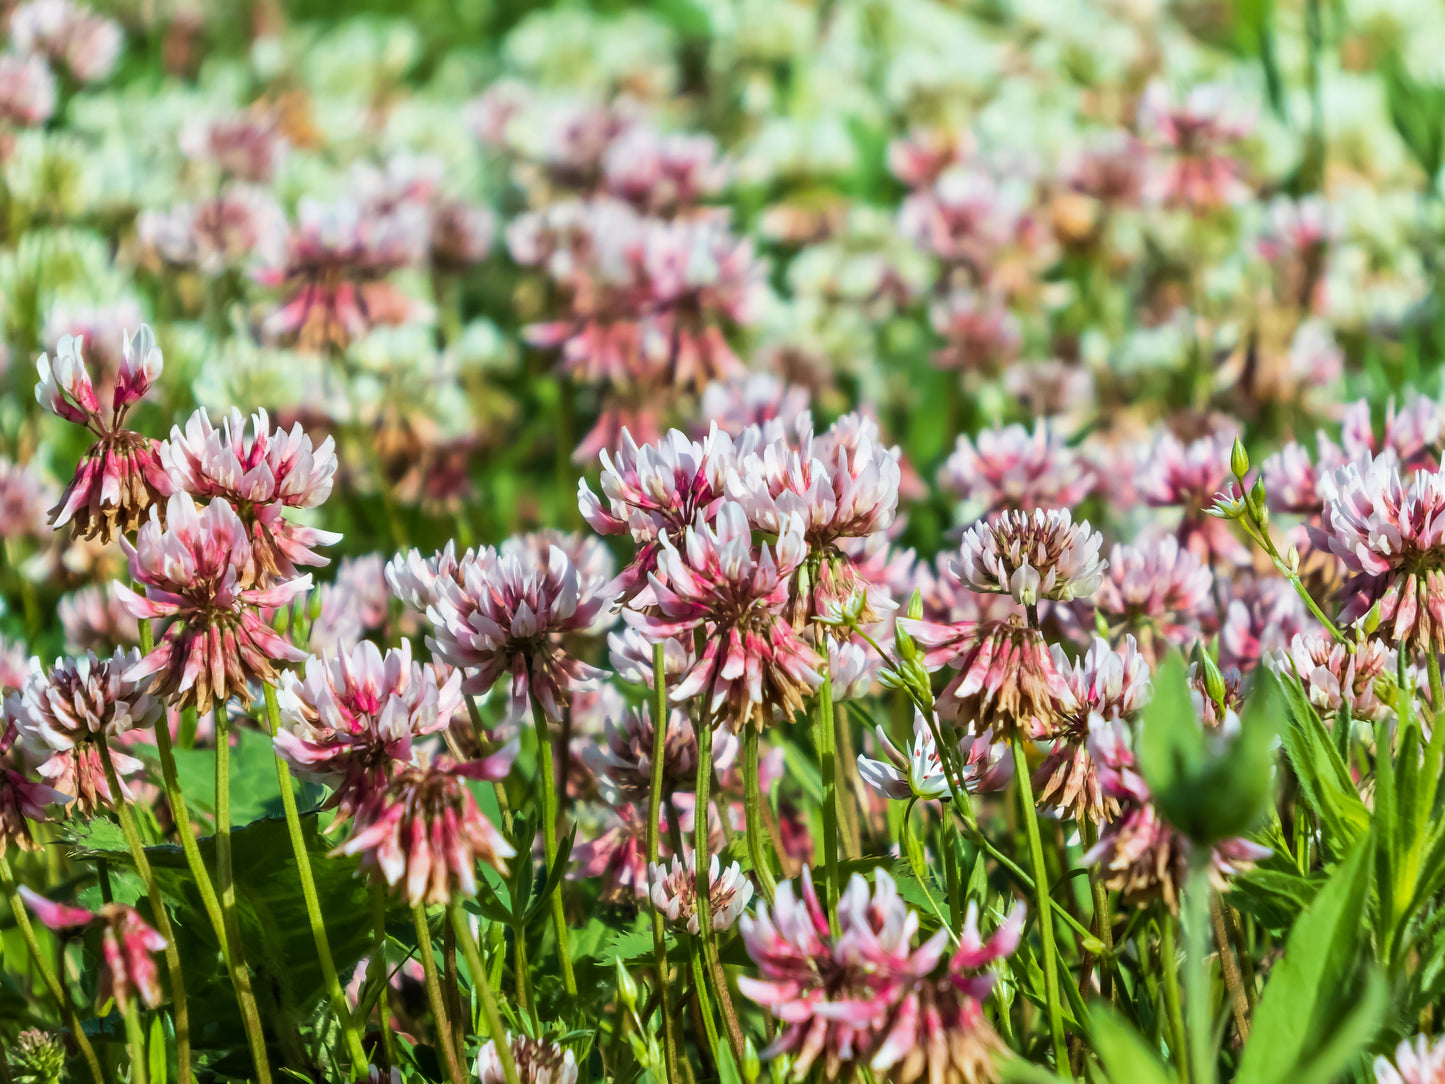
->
[[1277, 673, 1370, 854], [1089, 1007, 1176, 1084], [1235, 839, 1372, 1084]]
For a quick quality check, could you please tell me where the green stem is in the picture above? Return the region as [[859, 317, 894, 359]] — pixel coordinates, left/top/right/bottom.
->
[[1160, 916, 1189, 1084], [1429, 650, 1443, 722], [528, 693, 576, 995], [0, 855, 105, 1084], [205, 711, 271, 1084], [648, 644, 682, 1084], [449, 903, 521, 1084], [814, 673, 840, 928], [95, 733, 197, 1084], [942, 811, 963, 932], [1184, 860, 1215, 1084], [688, 941, 723, 1063], [412, 905, 466, 1084], [743, 727, 777, 904], [123, 1000, 149, 1084], [1084, 822, 1115, 1005], [262, 683, 370, 1077], [693, 715, 748, 1064], [1011, 737, 1069, 1075], [371, 880, 397, 1067]]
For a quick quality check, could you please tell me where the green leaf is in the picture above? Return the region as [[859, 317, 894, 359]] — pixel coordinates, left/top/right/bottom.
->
[[1089, 1007, 1176, 1084], [1277, 672, 1370, 854], [1235, 839, 1373, 1084], [148, 1012, 168, 1084], [164, 727, 300, 826]]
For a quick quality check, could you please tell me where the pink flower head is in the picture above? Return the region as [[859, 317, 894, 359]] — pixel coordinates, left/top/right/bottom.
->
[[0, 714, 65, 854], [603, 125, 727, 214], [257, 197, 422, 352], [309, 554, 392, 657], [1094, 535, 1215, 655], [1137, 80, 1252, 211], [0, 457, 51, 541], [115, 494, 311, 710], [161, 407, 340, 583], [954, 508, 1106, 607], [1258, 195, 1334, 311], [627, 502, 823, 731], [10, 0, 122, 83], [929, 619, 1070, 741], [137, 186, 287, 276], [1218, 574, 1308, 673], [606, 627, 696, 689], [901, 166, 1025, 268], [1034, 636, 1151, 824], [36, 327, 171, 544], [477, 1034, 578, 1084], [1282, 630, 1392, 723], [648, 851, 755, 934], [0, 52, 55, 127], [335, 750, 516, 906], [425, 539, 610, 725], [739, 868, 1016, 1084], [58, 583, 140, 654], [579, 425, 742, 602], [6, 648, 158, 814], [1084, 716, 1269, 910], [1068, 130, 1146, 206], [581, 702, 731, 802], [856, 711, 1011, 802], [1137, 430, 1248, 564], [19, 890, 167, 1010], [1261, 441, 1321, 516], [274, 639, 462, 822], [1315, 454, 1445, 651], [698, 372, 813, 441], [940, 421, 1095, 515], [1376, 1036, 1445, 1084], [928, 288, 1021, 374], [181, 113, 287, 183]]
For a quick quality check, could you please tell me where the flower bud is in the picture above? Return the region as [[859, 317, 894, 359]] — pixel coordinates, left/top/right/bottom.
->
[[907, 588, 924, 622], [1199, 650, 1227, 708], [743, 1038, 762, 1084], [1248, 476, 1268, 525], [1230, 436, 1249, 480], [615, 958, 639, 1009], [895, 625, 918, 663], [1363, 600, 1383, 636]]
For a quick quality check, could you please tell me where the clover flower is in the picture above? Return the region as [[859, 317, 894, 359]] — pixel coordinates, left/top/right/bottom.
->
[[6, 649, 159, 815], [1137, 430, 1247, 564], [627, 502, 823, 731], [603, 125, 726, 214], [1137, 81, 1252, 211], [1093, 536, 1215, 654], [0, 457, 51, 541], [10, 0, 122, 83], [856, 711, 1011, 802], [1218, 574, 1309, 672], [1375, 1036, 1445, 1084], [115, 494, 311, 710], [940, 421, 1095, 515], [36, 327, 170, 544], [273, 639, 462, 821], [0, 715, 65, 855], [1034, 636, 1150, 823], [1084, 717, 1269, 910], [58, 583, 140, 654], [181, 113, 287, 183], [336, 749, 516, 906], [160, 407, 341, 583], [0, 53, 55, 127], [581, 702, 735, 802], [1315, 454, 1445, 651], [738, 869, 1018, 1084], [648, 851, 754, 934], [424, 537, 610, 725], [1283, 630, 1392, 723], [928, 288, 1021, 374], [19, 890, 166, 1011], [698, 372, 813, 441], [931, 619, 1071, 741], [477, 1035, 578, 1084], [579, 426, 742, 601], [955, 508, 1105, 607], [137, 186, 287, 277]]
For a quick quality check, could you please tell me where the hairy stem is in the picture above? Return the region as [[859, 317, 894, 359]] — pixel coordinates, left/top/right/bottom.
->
[[449, 902, 521, 1084], [1011, 736, 1069, 1075], [742, 727, 777, 903], [1212, 897, 1250, 1042], [694, 716, 747, 1064], [648, 644, 682, 1084], [262, 682, 370, 1077], [412, 904, 465, 1084]]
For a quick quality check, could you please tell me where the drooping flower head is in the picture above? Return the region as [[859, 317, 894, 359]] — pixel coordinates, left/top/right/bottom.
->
[[648, 851, 755, 934], [19, 890, 166, 1011], [954, 508, 1106, 609], [115, 494, 311, 710], [335, 749, 517, 906], [477, 1034, 578, 1084], [6, 648, 159, 815], [36, 327, 171, 544], [273, 639, 463, 822], [1315, 454, 1445, 653], [1084, 716, 1269, 910], [857, 711, 1011, 802], [940, 422, 1095, 516], [425, 539, 610, 725], [628, 502, 823, 731], [1034, 636, 1151, 824], [739, 868, 1019, 1084], [160, 407, 341, 584]]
